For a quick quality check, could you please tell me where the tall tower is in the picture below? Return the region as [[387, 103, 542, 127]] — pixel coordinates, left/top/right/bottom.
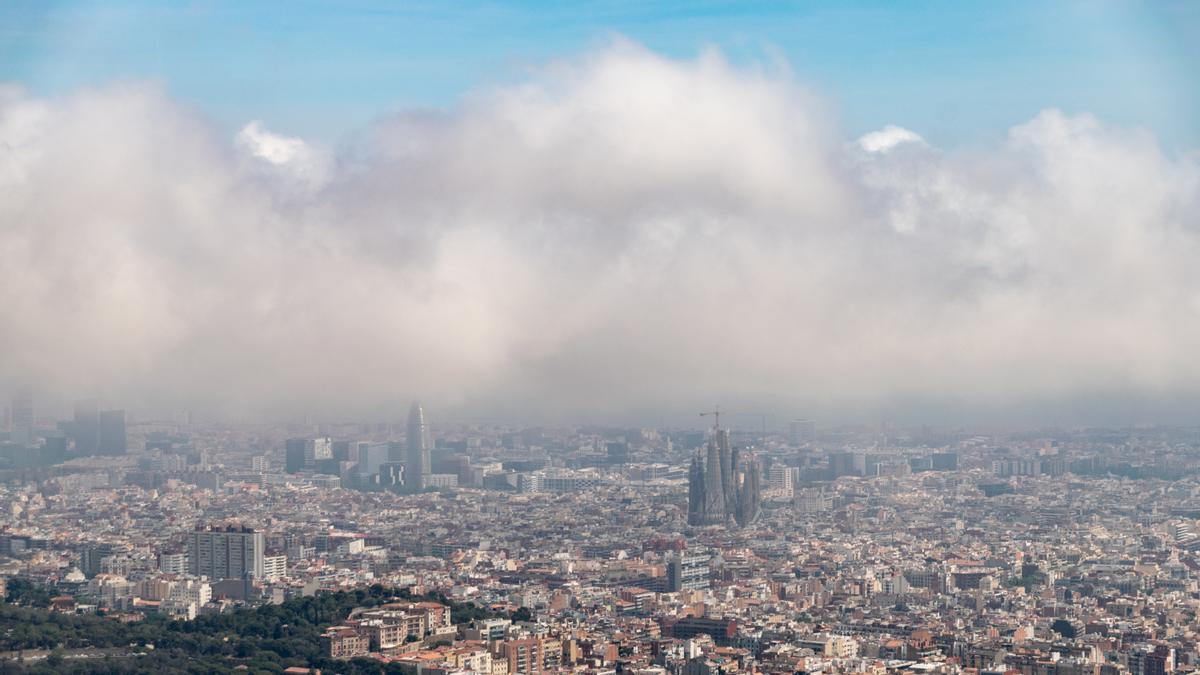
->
[[735, 454, 762, 527], [188, 523, 265, 580], [99, 409, 127, 455], [73, 399, 100, 457], [285, 439, 308, 473], [718, 429, 737, 513], [687, 453, 707, 526], [406, 401, 430, 491], [702, 435, 726, 523], [10, 388, 33, 447]]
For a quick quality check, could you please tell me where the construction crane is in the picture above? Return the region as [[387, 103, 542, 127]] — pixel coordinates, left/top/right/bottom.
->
[[699, 406, 725, 431], [701, 408, 775, 448]]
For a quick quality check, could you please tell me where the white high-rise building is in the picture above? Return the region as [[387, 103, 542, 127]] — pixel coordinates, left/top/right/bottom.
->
[[188, 524, 265, 580], [769, 463, 794, 498], [308, 437, 332, 465]]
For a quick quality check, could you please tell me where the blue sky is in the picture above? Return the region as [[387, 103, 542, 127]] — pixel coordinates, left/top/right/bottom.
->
[[2, 0, 1198, 147]]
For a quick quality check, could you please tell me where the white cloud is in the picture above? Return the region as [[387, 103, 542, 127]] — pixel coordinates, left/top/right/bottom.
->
[[236, 120, 330, 189], [0, 44, 1198, 424], [236, 120, 305, 165], [857, 124, 925, 153]]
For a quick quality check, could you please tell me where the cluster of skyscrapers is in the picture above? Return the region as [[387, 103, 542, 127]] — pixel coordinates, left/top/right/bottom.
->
[[686, 425, 761, 527], [1, 389, 127, 465], [283, 401, 430, 493]]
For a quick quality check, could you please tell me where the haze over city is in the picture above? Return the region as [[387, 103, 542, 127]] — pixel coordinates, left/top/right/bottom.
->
[[7, 4, 1200, 675], [3, 1, 1199, 426]]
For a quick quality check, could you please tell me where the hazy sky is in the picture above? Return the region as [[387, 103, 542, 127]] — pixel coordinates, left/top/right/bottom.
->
[[1, 2, 1199, 426]]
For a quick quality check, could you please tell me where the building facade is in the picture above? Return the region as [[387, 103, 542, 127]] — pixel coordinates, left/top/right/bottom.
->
[[187, 524, 265, 580]]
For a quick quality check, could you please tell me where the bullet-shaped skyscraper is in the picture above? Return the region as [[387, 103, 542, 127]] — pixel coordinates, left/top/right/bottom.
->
[[406, 401, 430, 491]]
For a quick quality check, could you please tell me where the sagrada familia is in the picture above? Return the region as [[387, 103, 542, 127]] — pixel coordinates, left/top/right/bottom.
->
[[686, 426, 762, 527]]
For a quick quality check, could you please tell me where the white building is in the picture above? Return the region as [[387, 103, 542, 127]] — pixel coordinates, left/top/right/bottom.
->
[[263, 554, 288, 580], [768, 463, 794, 498], [159, 551, 188, 575], [188, 524, 265, 580]]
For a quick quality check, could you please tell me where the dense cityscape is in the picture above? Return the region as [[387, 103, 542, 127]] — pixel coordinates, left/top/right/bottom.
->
[[2, 393, 1200, 673], [4, 2, 1199, 674]]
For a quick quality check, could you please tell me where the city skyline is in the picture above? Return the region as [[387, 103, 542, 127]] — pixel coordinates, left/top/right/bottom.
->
[[4, 5, 1200, 671], [4, 402, 1200, 671]]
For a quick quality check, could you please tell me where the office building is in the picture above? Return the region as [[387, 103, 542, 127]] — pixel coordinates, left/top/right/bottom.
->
[[284, 437, 331, 473], [829, 451, 865, 478], [41, 434, 68, 464], [769, 463, 794, 498], [517, 472, 542, 494], [188, 524, 265, 580], [330, 440, 352, 461], [606, 441, 630, 464], [406, 401, 429, 491], [309, 436, 332, 465], [99, 409, 126, 455], [379, 462, 405, 489], [931, 452, 959, 471], [73, 399, 100, 456], [426, 473, 458, 488], [80, 542, 122, 578], [356, 441, 389, 478], [10, 388, 33, 446], [285, 439, 306, 473], [667, 551, 711, 592]]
